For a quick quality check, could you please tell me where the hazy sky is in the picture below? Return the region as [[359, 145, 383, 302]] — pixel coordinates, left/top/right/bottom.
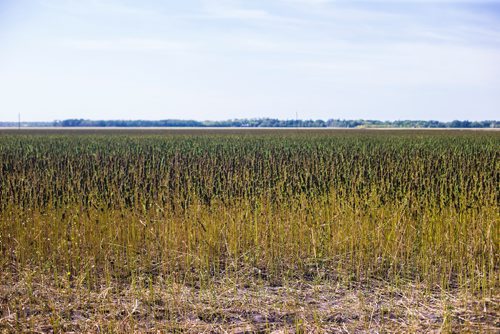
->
[[1, 0, 499, 122]]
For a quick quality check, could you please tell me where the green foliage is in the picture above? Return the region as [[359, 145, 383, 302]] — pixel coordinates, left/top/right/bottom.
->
[[53, 118, 498, 128], [1, 118, 498, 128]]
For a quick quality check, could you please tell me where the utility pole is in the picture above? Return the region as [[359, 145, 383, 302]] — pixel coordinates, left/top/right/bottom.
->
[[18, 113, 21, 130]]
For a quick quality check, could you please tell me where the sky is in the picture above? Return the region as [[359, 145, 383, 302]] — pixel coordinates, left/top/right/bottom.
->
[[0, 0, 499, 122]]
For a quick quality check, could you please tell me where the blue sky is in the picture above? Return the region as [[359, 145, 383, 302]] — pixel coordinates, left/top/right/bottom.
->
[[0, 0, 499, 122]]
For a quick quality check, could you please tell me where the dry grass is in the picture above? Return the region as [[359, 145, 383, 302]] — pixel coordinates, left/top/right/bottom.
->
[[1, 271, 498, 333]]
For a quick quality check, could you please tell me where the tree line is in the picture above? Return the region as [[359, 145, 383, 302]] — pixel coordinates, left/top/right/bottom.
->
[[1, 119, 497, 128], [56, 118, 499, 128]]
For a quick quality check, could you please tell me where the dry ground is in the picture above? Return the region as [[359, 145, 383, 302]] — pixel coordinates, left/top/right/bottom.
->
[[1, 272, 498, 333]]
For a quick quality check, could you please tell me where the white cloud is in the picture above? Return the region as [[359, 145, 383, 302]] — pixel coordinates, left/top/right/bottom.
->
[[39, 0, 157, 16], [196, 0, 307, 25], [284, 42, 500, 87], [65, 38, 193, 52]]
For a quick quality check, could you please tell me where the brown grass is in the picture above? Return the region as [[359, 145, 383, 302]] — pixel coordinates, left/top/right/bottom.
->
[[2, 271, 499, 333]]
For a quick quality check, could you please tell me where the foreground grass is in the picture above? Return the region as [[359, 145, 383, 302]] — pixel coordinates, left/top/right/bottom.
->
[[0, 129, 498, 332], [2, 271, 498, 333]]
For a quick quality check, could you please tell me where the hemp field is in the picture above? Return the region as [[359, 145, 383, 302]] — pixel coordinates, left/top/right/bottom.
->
[[0, 129, 498, 332]]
